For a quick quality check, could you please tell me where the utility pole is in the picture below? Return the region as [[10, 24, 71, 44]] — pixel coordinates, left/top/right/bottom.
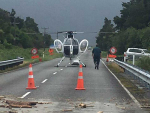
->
[[9, 16, 19, 45], [41, 27, 49, 58]]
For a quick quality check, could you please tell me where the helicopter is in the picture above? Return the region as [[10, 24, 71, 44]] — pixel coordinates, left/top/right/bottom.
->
[[53, 31, 89, 67]]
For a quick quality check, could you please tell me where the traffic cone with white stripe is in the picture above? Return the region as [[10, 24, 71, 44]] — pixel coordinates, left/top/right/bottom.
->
[[26, 64, 37, 89], [106, 54, 109, 62], [75, 64, 85, 90]]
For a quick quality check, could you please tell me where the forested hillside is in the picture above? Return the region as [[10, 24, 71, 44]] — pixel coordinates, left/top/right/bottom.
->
[[96, 0, 150, 54], [0, 8, 53, 49]]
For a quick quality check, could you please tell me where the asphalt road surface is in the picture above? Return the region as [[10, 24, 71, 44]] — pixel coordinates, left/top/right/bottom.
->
[[0, 51, 149, 113]]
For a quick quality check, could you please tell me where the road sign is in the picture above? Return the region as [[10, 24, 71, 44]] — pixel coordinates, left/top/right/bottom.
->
[[110, 47, 117, 54], [31, 55, 39, 59], [31, 48, 38, 55]]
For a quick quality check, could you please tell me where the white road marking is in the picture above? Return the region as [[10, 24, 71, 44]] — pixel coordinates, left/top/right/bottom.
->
[[19, 92, 31, 99], [41, 79, 48, 83], [60, 69, 63, 71], [53, 72, 57, 75], [101, 60, 142, 108], [69, 63, 70, 64]]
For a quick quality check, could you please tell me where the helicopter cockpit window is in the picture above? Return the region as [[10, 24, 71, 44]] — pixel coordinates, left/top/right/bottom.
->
[[68, 34, 73, 38], [64, 39, 71, 45], [72, 40, 78, 46]]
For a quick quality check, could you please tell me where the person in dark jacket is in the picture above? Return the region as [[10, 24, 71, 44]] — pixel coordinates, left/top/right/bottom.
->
[[92, 44, 101, 69]]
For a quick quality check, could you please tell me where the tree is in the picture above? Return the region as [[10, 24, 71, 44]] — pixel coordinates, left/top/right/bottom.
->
[[114, 0, 150, 30], [25, 17, 39, 33], [96, 18, 115, 51]]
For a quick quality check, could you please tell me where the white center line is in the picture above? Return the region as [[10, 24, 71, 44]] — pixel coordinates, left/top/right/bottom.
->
[[60, 69, 63, 71], [53, 72, 57, 75], [19, 92, 31, 99], [41, 79, 48, 83]]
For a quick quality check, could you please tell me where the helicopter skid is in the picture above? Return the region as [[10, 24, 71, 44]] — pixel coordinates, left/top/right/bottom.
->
[[76, 57, 86, 67], [57, 56, 65, 67]]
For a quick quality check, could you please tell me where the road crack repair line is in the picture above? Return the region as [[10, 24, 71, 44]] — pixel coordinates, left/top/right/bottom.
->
[[41, 79, 48, 83], [19, 92, 31, 99]]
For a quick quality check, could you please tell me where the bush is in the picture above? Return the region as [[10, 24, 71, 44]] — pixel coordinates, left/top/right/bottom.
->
[[136, 56, 150, 72]]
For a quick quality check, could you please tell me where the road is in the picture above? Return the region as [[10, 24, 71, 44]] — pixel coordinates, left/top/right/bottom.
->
[[0, 51, 149, 113]]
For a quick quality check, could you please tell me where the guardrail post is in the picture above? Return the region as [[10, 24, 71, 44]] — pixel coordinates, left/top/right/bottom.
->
[[133, 55, 135, 65], [148, 84, 150, 90]]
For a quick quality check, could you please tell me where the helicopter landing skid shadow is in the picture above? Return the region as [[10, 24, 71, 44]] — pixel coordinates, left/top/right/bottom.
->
[[54, 65, 86, 67]]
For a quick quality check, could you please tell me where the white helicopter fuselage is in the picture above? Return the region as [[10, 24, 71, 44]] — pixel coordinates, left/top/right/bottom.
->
[[54, 31, 88, 67]]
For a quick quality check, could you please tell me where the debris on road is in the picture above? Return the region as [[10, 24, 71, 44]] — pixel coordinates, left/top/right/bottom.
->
[[0, 100, 38, 108], [75, 103, 94, 108], [6, 100, 37, 106], [0, 96, 6, 99], [79, 103, 86, 108], [8, 111, 18, 113], [97, 111, 103, 113], [141, 106, 150, 108], [38, 102, 52, 104], [116, 105, 126, 110], [61, 109, 73, 112]]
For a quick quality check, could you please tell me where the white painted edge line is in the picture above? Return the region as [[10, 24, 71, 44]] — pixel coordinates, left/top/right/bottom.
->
[[53, 72, 57, 75], [19, 92, 31, 99], [41, 79, 48, 83], [60, 69, 63, 71], [101, 60, 142, 108]]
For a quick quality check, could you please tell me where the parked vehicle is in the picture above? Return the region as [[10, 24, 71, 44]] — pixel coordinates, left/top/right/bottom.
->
[[124, 48, 150, 60]]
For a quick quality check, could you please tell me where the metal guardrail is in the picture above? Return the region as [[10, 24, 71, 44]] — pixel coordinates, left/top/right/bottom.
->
[[114, 59, 150, 89], [0, 57, 24, 70]]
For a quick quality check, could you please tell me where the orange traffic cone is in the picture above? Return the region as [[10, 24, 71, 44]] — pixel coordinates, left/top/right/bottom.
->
[[26, 64, 37, 89], [106, 54, 109, 62], [75, 64, 85, 90]]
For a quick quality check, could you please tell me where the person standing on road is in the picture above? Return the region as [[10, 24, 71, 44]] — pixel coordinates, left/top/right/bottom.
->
[[92, 44, 101, 70]]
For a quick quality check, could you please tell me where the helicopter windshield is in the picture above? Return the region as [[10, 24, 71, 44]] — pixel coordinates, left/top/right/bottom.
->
[[72, 39, 78, 46], [64, 39, 71, 45], [68, 34, 73, 38]]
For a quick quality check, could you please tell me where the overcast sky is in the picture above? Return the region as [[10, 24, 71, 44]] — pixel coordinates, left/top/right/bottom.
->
[[0, 0, 129, 46]]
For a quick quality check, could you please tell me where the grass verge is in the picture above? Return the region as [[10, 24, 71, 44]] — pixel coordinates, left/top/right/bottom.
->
[[0, 48, 62, 73], [107, 62, 150, 108]]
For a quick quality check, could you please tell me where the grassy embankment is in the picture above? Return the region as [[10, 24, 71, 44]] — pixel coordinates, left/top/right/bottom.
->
[[107, 62, 150, 107], [0, 47, 62, 72]]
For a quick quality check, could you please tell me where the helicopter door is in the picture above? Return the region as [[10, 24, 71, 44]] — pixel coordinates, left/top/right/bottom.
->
[[64, 39, 72, 56], [72, 39, 79, 55], [79, 39, 88, 53], [54, 39, 63, 53]]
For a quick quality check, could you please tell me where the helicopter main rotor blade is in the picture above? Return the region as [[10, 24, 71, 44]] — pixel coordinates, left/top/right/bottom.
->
[[99, 32, 117, 34], [73, 32, 84, 34]]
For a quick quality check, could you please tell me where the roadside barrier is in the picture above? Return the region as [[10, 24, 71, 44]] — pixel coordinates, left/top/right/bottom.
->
[[114, 59, 150, 90], [26, 64, 37, 89], [0, 57, 24, 70], [75, 64, 85, 90]]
